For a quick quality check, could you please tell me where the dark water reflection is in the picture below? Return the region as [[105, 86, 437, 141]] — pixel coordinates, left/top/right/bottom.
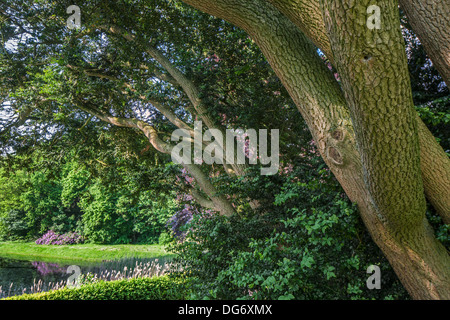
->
[[0, 256, 171, 299]]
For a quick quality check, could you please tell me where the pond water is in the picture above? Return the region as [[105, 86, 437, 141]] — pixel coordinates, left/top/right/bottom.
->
[[0, 256, 172, 299]]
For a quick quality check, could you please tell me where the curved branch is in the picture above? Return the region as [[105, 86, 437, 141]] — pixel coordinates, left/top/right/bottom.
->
[[267, 0, 334, 64], [190, 188, 215, 209], [79, 68, 195, 135], [184, 164, 235, 216], [76, 99, 235, 216], [99, 24, 224, 132], [399, 0, 450, 86], [76, 100, 172, 154]]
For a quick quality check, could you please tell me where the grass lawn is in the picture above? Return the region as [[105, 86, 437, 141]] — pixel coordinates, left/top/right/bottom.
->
[[0, 241, 171, 264]]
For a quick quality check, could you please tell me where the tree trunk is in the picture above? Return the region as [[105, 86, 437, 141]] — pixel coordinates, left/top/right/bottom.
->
[[399, 0, 450, 86], [181, 0, 450, 299], [320, 0, 426, 230], [417, 116, 450, 225], [318, 0, 450, 298], [182, 0, 450, 223], [266, 0, 450, 87]]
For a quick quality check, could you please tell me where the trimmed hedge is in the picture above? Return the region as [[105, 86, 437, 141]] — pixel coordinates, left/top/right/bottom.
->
[[4, 276, 189, 300]]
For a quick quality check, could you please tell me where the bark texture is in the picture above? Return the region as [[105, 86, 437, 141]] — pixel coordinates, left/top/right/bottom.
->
[[266, 0, 450, 87], [320, 0, 426, 230], [266, 0, 334, 63], [417, 115, 450, 225], [399, 0, 450, 86]]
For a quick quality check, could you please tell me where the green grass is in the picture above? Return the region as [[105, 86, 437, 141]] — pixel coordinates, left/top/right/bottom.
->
[[0, 241, 171, 264]]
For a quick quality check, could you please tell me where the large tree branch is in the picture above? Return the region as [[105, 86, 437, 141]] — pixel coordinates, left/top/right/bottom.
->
[[97, 24, 250, 175], [144, 45, 249, 176], [121, 83, 195, 135], [106, 24, 260, 177], [76, 99, 235, 216], [190, 188, 215, 209], [266, 0, 334, 64], [266, 0, 450, 87], [184, 164, 235, 216], [320, 0, 426, 230], [98, 24, 222, 132], [399, 0, 450, 86], [75, 100, 173, 154], [269, 0, 450, 223], [79, 66, 243, 178], [417, 115, 450, 224], [77, 67, 195, 135], [181, 0, 450, 223]]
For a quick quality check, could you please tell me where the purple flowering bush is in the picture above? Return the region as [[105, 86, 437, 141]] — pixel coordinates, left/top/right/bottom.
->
[[167, 205, 194, 239], [32, 261, 66, 275], [35, 230, 83, 245]]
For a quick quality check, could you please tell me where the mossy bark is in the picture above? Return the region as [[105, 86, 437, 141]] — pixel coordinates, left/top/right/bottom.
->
[[399, 0, 450, 86], [318, 0, 450, 299]]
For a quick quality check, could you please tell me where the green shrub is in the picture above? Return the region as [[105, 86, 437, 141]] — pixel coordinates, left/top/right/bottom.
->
[[169, 166, 409, 300], [4, 276, 189, 300], [0, 209, 31, 241], [158, 232, 173, 246]]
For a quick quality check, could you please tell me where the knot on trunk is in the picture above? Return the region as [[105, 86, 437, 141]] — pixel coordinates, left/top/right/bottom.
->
[[327, 146, 343, 165], [331, 129, 344, 141]]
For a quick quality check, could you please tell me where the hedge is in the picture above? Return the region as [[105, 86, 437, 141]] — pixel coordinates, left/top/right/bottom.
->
[[4, 275, 189, 300]]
